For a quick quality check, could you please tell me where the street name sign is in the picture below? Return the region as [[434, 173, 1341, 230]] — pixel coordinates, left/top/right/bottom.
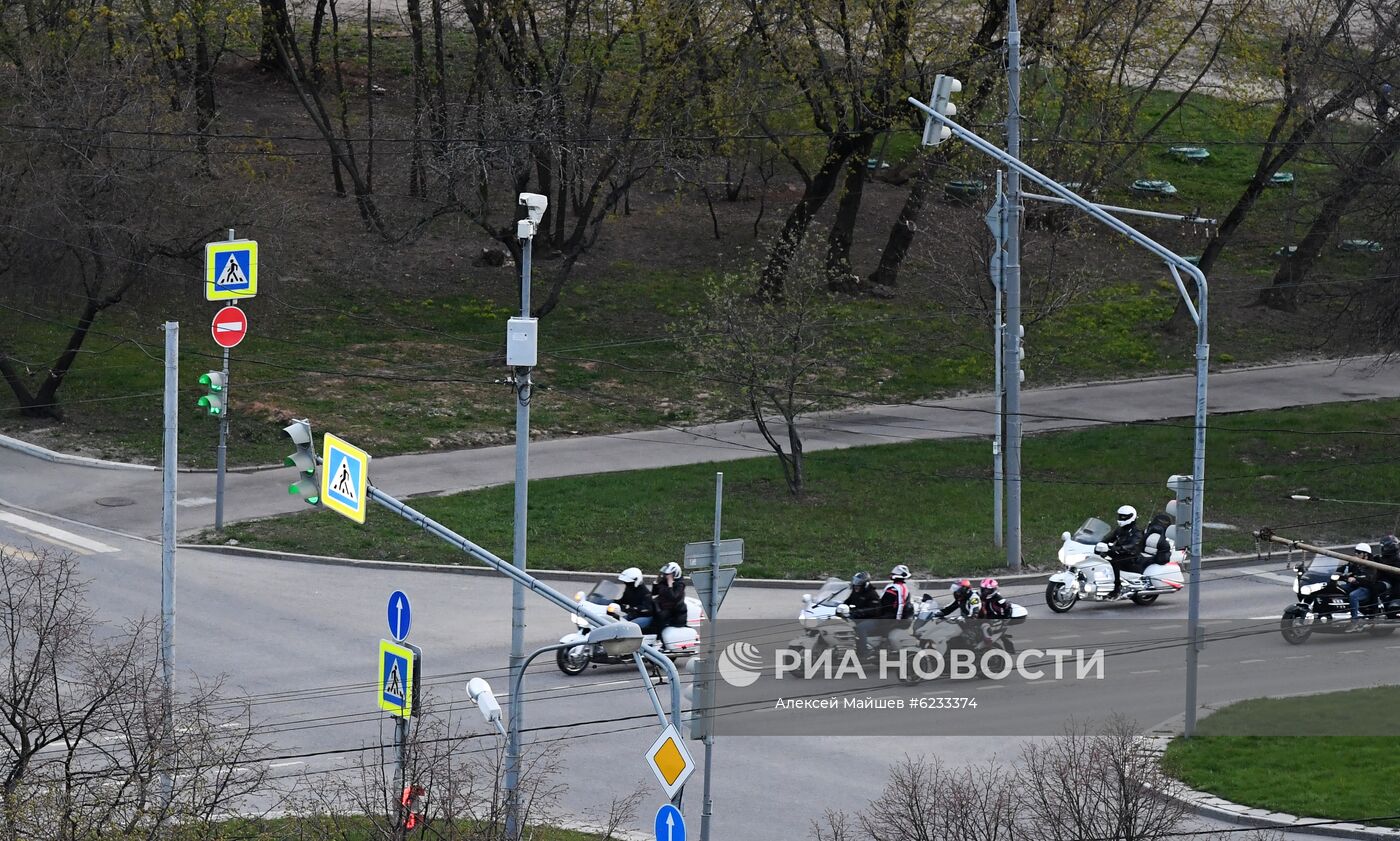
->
[[321, 433, 369, 524], [682, 538, 744, 570]]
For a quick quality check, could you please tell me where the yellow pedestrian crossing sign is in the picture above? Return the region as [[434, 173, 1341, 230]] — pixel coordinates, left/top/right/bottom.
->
[[205, 240, 258, 301], [321, 433, 369, 524], [378, 639, 419, 718]]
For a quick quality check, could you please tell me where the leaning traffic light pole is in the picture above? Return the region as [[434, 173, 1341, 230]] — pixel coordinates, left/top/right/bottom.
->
[[910, 81, 1210, 736]]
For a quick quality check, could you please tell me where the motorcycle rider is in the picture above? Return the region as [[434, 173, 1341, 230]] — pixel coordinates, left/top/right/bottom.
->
[[874, 564, 915, 640], [652, 562, 689, 628], [1104, 505, 1145, 597], [843, 572, 883, 661], [616, 567, 655, 630], [975, 578, 1016, 653], [935, 579, 976, 620], [1343, 542, 1377, 632]]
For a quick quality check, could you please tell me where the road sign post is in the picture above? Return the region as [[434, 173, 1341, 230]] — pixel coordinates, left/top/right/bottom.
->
[[379, 590, 420, 817]]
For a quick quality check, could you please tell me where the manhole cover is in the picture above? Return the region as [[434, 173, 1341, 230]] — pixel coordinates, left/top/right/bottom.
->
[[94, 497, 135, 508]]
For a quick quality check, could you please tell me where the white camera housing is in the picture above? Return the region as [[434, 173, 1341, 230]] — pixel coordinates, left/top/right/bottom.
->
[[519, 192, 548, 225]]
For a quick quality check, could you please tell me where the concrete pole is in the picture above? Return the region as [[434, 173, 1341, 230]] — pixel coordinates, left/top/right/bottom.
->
[[992, 174, 1005, 550], [1003, 0, 1023, 570], [160, 321, 178, 805], [505, 232, 533, 841]]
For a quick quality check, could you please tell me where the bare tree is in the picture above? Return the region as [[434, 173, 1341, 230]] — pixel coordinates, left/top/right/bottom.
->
[[0, 545, 270, 840], [679, 254, 842, 496]]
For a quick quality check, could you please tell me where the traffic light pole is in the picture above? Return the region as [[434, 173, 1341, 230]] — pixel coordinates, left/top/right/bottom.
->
[[909, 91, 1208, 738], [505, 227, 534, 841], [1003, 0, 1023, 571], [699, 473, 722, 841], [213, 227, 235, 532]]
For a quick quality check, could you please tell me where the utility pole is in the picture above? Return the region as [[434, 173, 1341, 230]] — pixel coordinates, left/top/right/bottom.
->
[[699, 473, 722, 841], [214, 229, 233, 531], [160, 321, 178, 805], [1003, 0, 1024, 570], [505, 192, 545, 841], [991, 173, 1006, 549]]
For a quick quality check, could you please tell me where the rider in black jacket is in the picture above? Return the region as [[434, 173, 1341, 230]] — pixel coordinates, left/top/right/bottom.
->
[[652, 562, 688, 628], [1104, 505, 1144, 596], [844, 572, 883, 660]]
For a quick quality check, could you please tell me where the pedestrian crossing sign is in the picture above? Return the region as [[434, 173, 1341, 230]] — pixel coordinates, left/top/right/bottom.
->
[[378, 639, 418, 718], [205, 240, 258, 301], [321, 433, 370, 524]]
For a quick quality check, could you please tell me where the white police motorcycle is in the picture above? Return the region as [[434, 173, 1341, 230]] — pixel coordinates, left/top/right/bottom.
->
[[1046, 517, 1185, 612], [556, 577, 704, 675]]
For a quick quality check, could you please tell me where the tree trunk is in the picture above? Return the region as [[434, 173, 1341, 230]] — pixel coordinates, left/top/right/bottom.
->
[[757, 141, 855, 301], [1257, 115, 1400, 311], [257, 0, 289, 72], [406, 0, 427, 196], [824, 135, 875, 289], [0, 298, 103, 419]]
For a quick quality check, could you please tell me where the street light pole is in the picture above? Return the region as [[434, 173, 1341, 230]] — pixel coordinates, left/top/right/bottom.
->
[[908, 92, 1209, 738], [506, 223, 534, 841], [160, 321, 178, 805]]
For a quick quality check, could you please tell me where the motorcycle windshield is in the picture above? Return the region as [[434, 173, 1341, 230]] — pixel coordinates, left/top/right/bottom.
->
[[1304, 556, 1347, 576], [1073, 518, 1112, 545], [588, 579, 626, 605], [813, 578, 851, 606]]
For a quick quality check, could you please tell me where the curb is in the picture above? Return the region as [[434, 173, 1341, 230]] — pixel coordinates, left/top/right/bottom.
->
[[0, 433, 157, 472], [1144, 714, 1400, 839], [186, 542, 1294, 590]]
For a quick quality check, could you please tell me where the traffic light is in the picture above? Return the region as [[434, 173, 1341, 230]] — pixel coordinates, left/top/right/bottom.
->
[[920, 74, 963, 147], [1015, 325, 1025, 383], [1167, 474, 1194, 552], [283, 420, 320, 505], [399, 785, 426, 830], [197, 371, 225, 416], [682, 656, 710, 741]]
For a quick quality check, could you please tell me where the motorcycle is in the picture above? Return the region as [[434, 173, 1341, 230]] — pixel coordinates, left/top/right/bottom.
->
[[1280, 555, 1400, 644], [1045, 517, 1185, 612], [787, 578, 921, 668], [556, 578, 704, 675], [908, 594, 1028, 669]]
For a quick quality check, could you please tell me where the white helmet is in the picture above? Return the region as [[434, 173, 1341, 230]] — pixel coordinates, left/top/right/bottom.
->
[[1356, 542, 1373, 556], [659, 562, 682, 578], [1116, 505, 1138, 526], [890, 564, 911, 580], [618, 567, 644, 585]]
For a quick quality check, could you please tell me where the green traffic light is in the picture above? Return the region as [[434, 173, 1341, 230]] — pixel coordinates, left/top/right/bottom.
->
[[197, 395, 222, 415], [199, 372, 224, 391]]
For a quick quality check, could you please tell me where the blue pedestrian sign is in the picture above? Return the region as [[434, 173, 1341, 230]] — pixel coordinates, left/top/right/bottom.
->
[[378, 638, 418, 717], [387, 590, 412, 641], [654, 804, 685, 841], [205, 240, 258, 301], [321, 433, 370, 524]]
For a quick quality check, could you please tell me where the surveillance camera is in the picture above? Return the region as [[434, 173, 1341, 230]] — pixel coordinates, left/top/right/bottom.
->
[[518, 192, 548, 225]]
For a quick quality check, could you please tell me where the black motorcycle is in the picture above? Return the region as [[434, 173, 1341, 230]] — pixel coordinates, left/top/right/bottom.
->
[[1280, 556, 1400, 644]]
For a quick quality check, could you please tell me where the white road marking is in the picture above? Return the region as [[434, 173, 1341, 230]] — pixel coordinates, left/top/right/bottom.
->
[[1341, 649, 1366, 655], [268, 761, 305, 769], [0, 543, 40, 561], [1249, 616, 1280, 621], [1046, 634, 1080, 640], [176, 497, 217, 508], [1099, 629, 1131, 636], [0, 512, 118, 554], [1239, 659, 1267, 665], [1129, 669, 1160, 675], [1285, 655, 1311, 660], [1149, 624, 1178, 631]]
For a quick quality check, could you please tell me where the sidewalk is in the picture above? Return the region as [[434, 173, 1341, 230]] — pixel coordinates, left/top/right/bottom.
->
[[1, 356, 1396, 539]]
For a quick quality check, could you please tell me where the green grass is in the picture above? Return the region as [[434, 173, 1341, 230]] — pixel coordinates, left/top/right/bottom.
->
[[1162, 687, 1400, 827], [200, 815, 605, 840], [206, 399, 1400, 579]]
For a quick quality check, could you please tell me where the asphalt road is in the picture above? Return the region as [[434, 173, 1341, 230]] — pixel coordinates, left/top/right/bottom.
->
[[1, 508, 1392, 839]]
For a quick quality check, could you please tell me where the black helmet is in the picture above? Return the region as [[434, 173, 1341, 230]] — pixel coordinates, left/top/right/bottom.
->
[[851, 571, 872, 590], [1382, 535, 1399, 561]]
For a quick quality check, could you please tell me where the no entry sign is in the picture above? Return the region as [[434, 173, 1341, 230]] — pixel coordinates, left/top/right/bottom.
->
[[211, 305, 248, 349]]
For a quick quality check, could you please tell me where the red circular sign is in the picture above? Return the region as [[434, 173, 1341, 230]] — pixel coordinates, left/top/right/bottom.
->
[[211, 305, 248, 349]]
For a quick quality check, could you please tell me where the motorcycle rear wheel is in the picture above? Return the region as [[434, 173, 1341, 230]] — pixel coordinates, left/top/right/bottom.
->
[[1045, 582, 1078, 613], [1279, 608, 1312, 645], [556, 645, 591, 675], [1129, 593, 1159, 606]]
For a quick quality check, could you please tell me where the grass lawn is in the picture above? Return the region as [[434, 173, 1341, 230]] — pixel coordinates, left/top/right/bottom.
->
[[1162, 686, 1400, 827], [208, 815, 605, 840], [205, 399, 1400, 579]]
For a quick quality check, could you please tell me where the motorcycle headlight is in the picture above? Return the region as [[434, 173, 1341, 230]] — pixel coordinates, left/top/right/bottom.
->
[[1300, 582, 1325, 596]]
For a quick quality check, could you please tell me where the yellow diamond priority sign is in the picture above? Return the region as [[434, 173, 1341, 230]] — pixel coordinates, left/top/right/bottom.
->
[[644, 723, 694, 798]]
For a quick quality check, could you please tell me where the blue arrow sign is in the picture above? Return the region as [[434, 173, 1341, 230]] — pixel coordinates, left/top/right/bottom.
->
[[387, 590, 412, 641], [654, 804, 685, 841]]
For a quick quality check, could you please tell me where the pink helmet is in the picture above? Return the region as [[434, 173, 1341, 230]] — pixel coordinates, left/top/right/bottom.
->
[[980, 577, 999, 593]]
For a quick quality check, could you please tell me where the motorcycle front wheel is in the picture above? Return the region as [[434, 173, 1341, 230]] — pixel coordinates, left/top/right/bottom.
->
[[556, 645, 591, 675], [1279, 606, 1312, 645], [1045, 581, 1078, 613]]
